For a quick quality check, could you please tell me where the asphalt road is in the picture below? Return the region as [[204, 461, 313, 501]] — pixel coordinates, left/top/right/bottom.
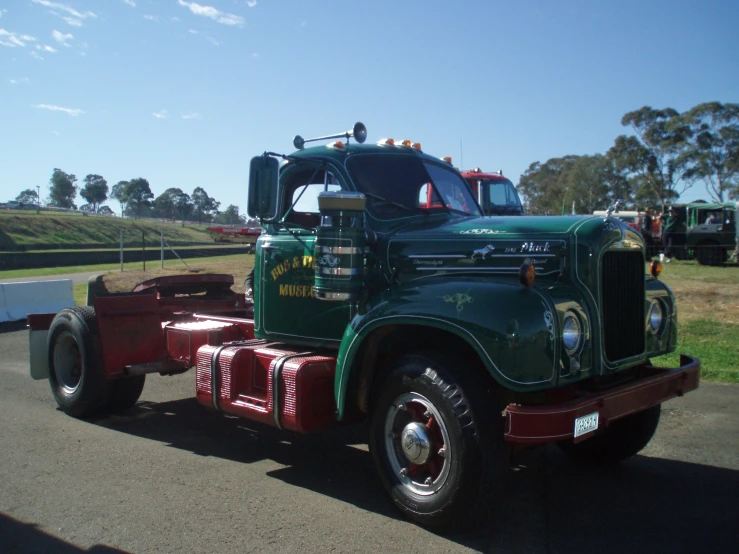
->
[[1, 323, 737, 553], [0, 272, 102, 286]]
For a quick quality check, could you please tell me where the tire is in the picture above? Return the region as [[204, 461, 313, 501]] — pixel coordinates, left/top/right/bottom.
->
[[107, 375, 146, 413], [369, 352, 507, 532], [696, 243, 723, 266], [47, 306, 112, 418], [557, 404, 661, 464]]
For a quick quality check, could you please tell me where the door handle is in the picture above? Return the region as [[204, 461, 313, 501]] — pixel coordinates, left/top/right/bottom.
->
[[261, 245, 276, 252]]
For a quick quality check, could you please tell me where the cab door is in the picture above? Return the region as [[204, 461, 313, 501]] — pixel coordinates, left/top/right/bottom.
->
[[256, 176, 353, 348]]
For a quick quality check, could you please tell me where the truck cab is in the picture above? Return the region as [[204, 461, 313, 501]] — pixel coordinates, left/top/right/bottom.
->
[[460, 167, 524, 215]]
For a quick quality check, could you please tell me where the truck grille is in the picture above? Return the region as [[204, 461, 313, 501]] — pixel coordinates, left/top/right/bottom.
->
[[601, 250, 645, 361]]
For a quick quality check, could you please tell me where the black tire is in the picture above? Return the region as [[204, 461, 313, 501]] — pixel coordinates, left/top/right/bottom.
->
[[47, 306, 112, 418], [696, 243, 723, 266], [557, 404, 661, 464], [107, 375, 146, 413], [369, 352, 507, 532]]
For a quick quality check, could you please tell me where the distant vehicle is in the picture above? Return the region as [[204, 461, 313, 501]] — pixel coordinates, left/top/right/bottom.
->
[[461, 167, 524, 216], [662, 202, 737, 265], [206, 226, 262, 253]]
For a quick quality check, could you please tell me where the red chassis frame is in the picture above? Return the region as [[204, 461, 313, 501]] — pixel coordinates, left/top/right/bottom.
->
[[27, 274, 255, 379]]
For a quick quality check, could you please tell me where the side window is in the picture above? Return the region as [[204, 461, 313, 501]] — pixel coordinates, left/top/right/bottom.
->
[[418, 183, 444, 209], [282, 169, 342, 227]]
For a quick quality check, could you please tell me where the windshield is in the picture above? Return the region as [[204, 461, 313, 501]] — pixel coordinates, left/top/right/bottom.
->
[[347, 154, 481, 219], [471, 178, 522, 215]]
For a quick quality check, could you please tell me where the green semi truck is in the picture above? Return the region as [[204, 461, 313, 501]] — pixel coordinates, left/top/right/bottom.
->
[[30, 122, 700, 532], [661, 201, 737, 265]]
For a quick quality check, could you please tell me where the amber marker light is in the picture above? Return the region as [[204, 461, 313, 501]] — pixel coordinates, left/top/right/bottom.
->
[[443, 156, 453, 164], [328, 140, 345, 149], [519, 263, 536, 287], [412, 142, 422, 150], [378, 138, 395, 146], [650, 260, 662, 278], [401, 139, 412, 147]]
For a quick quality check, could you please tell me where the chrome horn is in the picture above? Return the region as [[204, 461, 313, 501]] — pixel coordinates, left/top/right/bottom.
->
[[293, 122, 367, 150]]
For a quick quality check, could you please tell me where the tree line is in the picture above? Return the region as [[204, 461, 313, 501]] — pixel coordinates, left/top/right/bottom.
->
[[14, 170, 250, 225], [518, 101, 739, 214]]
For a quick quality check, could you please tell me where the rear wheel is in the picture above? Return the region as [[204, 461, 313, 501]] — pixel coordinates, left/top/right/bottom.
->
[[47, 307, 112, 418], [369, 352, 507, 532], [558, 404, 661, 464], [107, 376, 146, 413]]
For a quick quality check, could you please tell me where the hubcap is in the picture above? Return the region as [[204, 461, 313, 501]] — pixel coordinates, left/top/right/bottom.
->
[[384, 392, 452, 496], [53, 331, 82, 394]]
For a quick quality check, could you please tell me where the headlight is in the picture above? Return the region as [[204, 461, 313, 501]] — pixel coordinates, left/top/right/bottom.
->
[[562, 312, 583, 355], [648, 300, 663, 333]]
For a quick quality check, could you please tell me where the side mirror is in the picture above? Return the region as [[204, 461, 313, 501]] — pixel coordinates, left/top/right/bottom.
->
[[247, 155, 279, 220]]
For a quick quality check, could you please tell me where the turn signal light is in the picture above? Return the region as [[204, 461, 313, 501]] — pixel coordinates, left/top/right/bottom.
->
[[519, 263, 536, 287], [650, 260, 662, 278]]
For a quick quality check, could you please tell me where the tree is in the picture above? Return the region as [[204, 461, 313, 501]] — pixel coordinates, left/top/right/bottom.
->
[[191, 187, 220, 223], [79, 174, 109, 213], [517, 156, 580, 214], [124, 178, 154, 219], [673, 102, 739, 202], [48, 168, 77, 208], [564, 155, 626, 214], [15, 189, 38, 204], [152, 189, 177, 219], [172, 189, 194, 223], [111, 181, 129, 216], [215, 204, 246, 225], [616, 107, 692, 207]]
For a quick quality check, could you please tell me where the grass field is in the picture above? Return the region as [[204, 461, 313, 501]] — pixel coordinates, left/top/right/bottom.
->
[[0, 209, 214, 250], [4, 254, 737, 383]]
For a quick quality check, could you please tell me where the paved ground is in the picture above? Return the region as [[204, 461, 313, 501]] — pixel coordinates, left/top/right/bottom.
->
[[0, 324, 737, 553], [0, 272, 102, 285]]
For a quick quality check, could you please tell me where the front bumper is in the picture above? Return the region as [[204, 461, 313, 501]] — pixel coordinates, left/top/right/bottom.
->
[[505, 355, 700, 444]]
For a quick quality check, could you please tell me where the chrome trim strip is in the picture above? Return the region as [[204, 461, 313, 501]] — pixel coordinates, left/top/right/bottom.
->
[[318, 267, 360, 276], [314, 291, 355, 301], [210, 345, 228, 410], [415, 266, 544, 272], [408, 254, 466, 259], [271, 351, 313, 429], [316, 246, 366, 254]]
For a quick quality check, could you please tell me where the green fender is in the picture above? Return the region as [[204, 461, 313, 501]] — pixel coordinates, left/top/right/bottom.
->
[[334, 276, 560, 418]]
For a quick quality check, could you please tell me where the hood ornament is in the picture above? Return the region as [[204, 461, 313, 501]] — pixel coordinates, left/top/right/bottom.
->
[[605, 200, 621, 220]]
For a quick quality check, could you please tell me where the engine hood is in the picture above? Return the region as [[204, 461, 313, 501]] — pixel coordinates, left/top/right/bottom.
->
[[384, 215, 635, 281]]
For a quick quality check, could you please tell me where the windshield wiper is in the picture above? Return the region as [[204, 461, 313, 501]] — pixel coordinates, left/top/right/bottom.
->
[[364, 192, 417, 214]]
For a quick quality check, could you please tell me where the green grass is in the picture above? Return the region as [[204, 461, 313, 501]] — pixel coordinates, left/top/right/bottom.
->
[[73, 283, 87, 306], [0, 253, 250, 279], [0, 210, 215, 250], [652, 319, 739, 383]]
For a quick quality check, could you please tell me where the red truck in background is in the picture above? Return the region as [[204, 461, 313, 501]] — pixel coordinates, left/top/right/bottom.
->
[[461, 167, 524, 216]]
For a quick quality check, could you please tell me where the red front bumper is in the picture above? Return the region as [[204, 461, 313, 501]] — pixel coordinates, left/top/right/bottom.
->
[[505, 355, 701, 444]]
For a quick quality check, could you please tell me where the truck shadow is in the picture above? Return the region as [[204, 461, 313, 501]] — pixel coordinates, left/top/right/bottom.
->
[[94, 398, 738, 553], [0, 512, 130, 553]]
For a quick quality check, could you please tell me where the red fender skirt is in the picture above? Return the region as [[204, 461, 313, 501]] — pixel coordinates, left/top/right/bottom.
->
[[505, 355, 701, 444]]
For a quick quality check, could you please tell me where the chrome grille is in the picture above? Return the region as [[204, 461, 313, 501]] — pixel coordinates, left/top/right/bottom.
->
[[601, 250, 645, 361]]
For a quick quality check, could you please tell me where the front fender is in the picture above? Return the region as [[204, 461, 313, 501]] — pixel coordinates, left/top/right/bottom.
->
[[335, 277, 559, 417]]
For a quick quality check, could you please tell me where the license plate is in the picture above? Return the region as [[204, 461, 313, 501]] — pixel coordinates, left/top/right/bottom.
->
[[574, 412, 599, 438]]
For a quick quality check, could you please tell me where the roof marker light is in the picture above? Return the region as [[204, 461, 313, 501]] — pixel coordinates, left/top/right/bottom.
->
[[412, 142, 422, 151], [377, 138, 396, 146], [400, 139, 412, 147], [327, 140, 345, 150], [442, 156, 453, 164]]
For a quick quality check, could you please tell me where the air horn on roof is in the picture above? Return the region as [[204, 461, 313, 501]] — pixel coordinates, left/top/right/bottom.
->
[[293, 122, 367, 150]]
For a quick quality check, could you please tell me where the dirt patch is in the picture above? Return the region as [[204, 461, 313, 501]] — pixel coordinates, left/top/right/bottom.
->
[[670, 282, 739, 324]]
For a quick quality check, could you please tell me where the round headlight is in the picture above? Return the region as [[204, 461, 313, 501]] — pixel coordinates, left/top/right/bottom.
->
[[648, 300, 663, 333], [562, 312, 582, 355]]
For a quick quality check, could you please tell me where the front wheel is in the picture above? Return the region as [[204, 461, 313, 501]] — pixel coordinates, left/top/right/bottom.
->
[[369, 353, 507, 532], [558, 404, 661, 464]]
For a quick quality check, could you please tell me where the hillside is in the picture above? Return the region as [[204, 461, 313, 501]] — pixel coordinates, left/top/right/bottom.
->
[[0, 210, 216, 251]]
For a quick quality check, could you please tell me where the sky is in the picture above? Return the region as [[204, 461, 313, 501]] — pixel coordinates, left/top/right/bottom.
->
[[2, 0, 738, 214]]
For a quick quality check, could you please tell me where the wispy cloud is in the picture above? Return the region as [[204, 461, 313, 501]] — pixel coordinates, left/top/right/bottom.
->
[[246, 1, 257, 7], [37, 44, 57, 52], [52, 30, 73, 46], [52, 130, 60, 136], [178, 1, 244, 27], [10, 77, 31, 85], [181, 112, 201, 120], [152, 109, 168, 119], [30, 51, 44, 60], [31, 0, 97, 26], [33, 103, 84, 116], [121, 0, 136, 6], [143, 15, 159, 22], [188, 28, 223, 46], [0, 29, 37, 48]]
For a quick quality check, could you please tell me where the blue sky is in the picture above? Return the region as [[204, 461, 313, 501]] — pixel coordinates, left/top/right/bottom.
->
[[2, 0, 738, 213]]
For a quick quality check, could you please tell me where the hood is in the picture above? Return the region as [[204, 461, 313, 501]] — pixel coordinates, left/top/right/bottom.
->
[[385, 215, 635, 281]]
